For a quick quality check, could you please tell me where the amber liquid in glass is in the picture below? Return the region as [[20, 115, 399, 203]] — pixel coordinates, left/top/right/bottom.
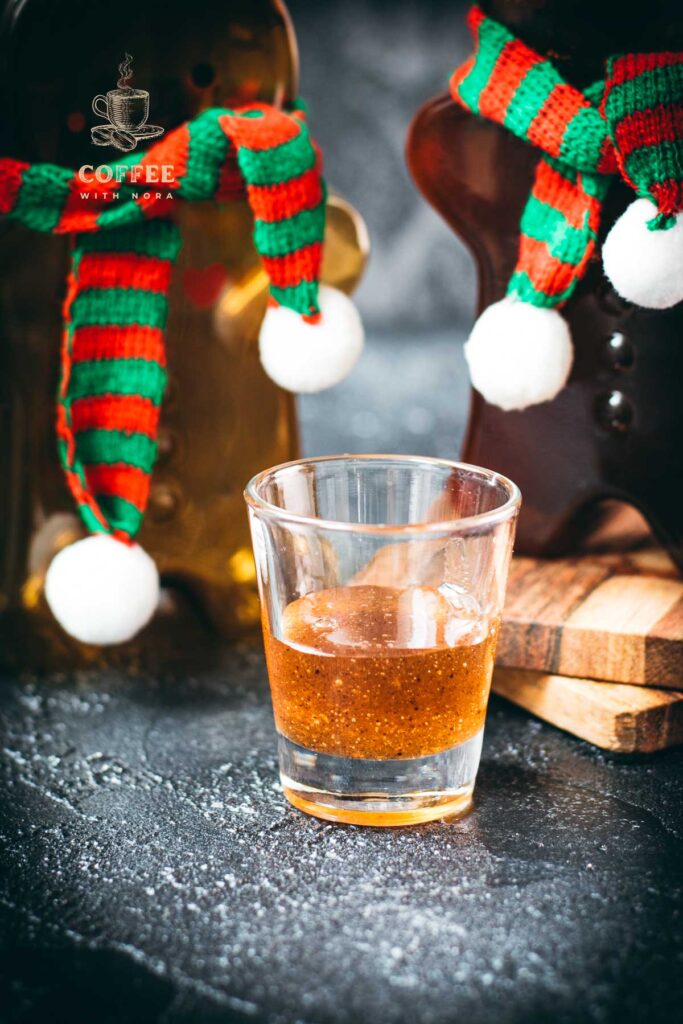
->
[[265, 584, 497, 759], [263, 583, 498, 822]]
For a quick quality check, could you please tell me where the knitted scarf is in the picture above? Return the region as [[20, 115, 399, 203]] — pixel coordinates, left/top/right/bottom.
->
[[451, 5, 683, 311], [0, 104, 325, 542]]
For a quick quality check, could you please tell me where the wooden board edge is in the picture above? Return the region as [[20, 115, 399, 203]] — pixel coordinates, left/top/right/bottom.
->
[[492, 667, 683, 754]]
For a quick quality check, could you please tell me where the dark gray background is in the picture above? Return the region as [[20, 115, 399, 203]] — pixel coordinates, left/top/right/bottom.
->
[[290, 0, 473, 333], [287, 0, 475, 458]]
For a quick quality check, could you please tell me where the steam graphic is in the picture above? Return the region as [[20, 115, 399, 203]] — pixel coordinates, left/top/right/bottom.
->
[[117, 53, 134, 92], [91, 54, 164, 153]]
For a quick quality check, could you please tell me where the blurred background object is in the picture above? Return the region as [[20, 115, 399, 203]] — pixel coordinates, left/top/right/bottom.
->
[[0, 0, 370, 666], [294, 0, 683, 577], [407, 0, 683, 569], [288, 0, 474, 456]]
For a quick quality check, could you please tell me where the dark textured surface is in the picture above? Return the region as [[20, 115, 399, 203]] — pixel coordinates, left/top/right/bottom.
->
[[1, 643, 682, 1024]]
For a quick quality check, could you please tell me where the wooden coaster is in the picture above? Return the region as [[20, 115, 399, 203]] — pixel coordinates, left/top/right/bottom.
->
[[499, 545, 683, 689], [493, 668, 683, 753]]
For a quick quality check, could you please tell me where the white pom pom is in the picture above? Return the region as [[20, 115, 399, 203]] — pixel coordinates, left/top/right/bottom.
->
[[464, 297, 573, 411], [602, 198, 683, 309], [45, 535, 160, 646], [259, 283, 364, 393]]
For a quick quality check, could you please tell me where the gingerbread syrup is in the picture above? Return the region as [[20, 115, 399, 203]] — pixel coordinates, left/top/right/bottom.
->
[[263, 584, 498, 760]]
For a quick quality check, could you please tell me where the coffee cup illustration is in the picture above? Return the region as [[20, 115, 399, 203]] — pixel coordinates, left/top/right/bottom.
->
[[91, 55, 163, 152], [93, 88, 150, 131]]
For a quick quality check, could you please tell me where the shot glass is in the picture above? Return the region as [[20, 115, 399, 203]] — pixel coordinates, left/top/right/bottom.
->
[[245, 455, 520, 826]]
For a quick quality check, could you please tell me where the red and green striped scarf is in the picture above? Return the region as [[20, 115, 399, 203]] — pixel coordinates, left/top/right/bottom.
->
[[451, 5, 683, 309], [0, 104, 325, 542]]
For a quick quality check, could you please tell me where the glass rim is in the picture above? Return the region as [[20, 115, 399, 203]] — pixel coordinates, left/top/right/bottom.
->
[[244, 454, 521, 536]]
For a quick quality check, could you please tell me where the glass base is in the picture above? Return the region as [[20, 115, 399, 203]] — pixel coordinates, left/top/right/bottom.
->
[[278, 729, 483, 827]]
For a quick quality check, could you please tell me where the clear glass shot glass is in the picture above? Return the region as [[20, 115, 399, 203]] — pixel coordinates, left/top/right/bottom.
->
[[245, 455, 520, 826]]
